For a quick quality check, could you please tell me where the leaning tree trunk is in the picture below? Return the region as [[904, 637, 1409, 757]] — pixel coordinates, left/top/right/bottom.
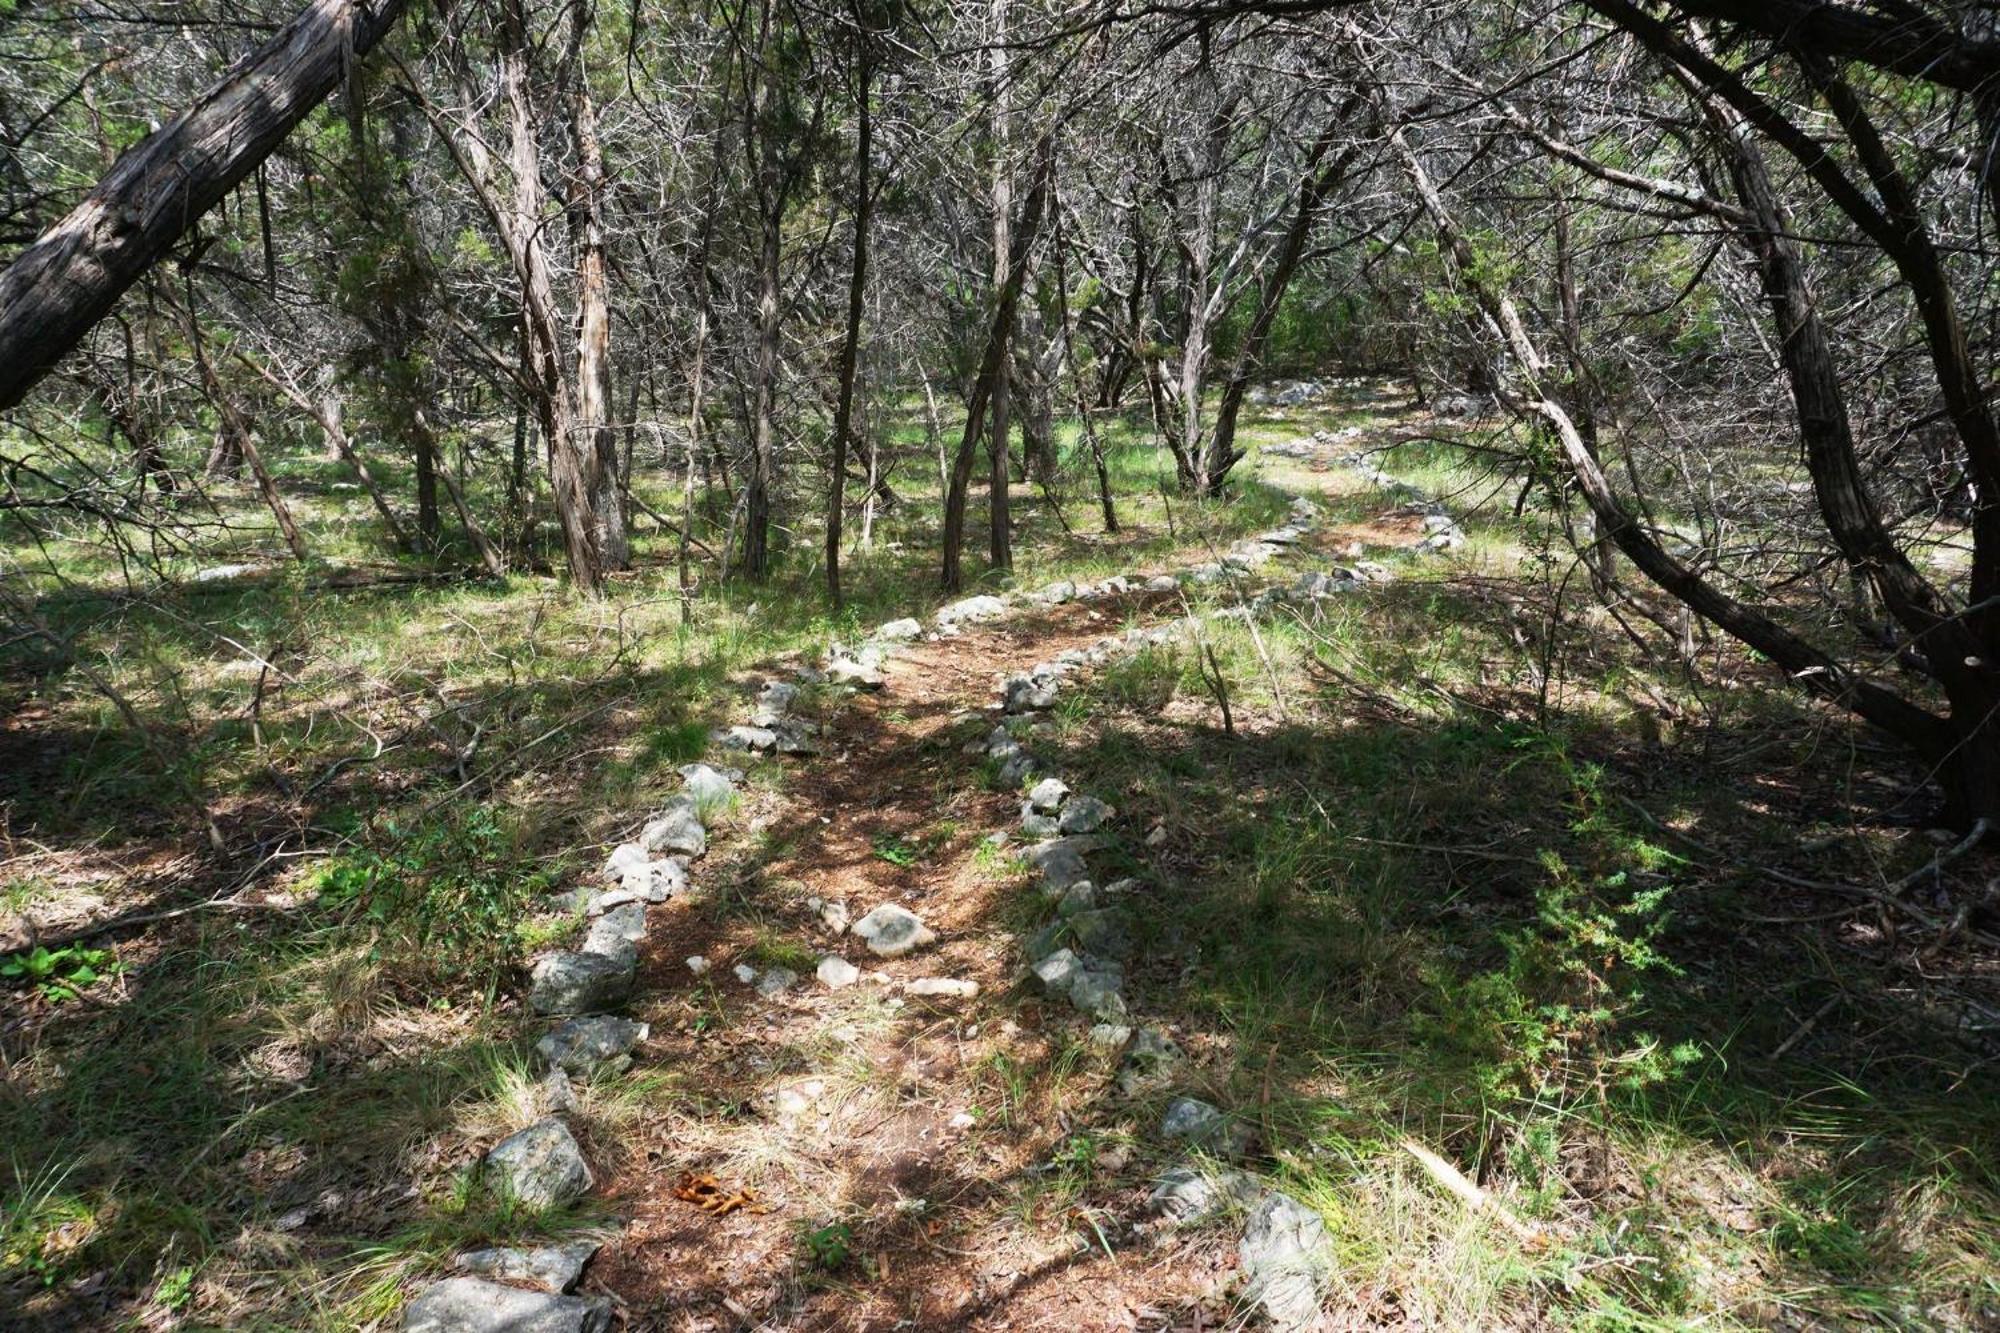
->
[[1207, 120, 1359, 492], [0, 0, 406, 411]]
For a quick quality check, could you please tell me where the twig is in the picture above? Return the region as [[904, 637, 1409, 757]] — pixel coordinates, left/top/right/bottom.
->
[[1770, 995, 1841, 1060], [1401, 1138, 1545, 1249]]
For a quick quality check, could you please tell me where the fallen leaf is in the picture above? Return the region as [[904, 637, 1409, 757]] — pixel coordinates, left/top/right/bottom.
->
[[674, 1171, 770, 1217]]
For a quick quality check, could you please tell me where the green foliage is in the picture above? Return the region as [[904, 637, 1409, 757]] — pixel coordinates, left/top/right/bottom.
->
[[308, 805, 551, 995], [1, 1161, 90, 1288], [1417, 736, 1697, 1106], [1098, 645, 1181, 713], [0, 943, 122, 1002], [869, 833, 919, 867], [800, 1219, 853, 1271], [1772, 1173, 1876, 1279]]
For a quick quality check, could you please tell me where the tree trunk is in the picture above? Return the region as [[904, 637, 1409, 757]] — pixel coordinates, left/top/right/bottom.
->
[[826, 12, 873, 605], [568, 15, 629, 576], [1207, 121, 1358, 492], [0, 0, 406, 411], [985, 0, 1015, 573], [1379, 91, 1981, 825], [498, 0, 603, 594], [744, 202, 781, 581], [942, 139, 1053, 592]]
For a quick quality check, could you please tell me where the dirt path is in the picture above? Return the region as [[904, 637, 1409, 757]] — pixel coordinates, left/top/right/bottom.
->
[[589, 591, 1226, 1332], [559, 466, 1402, 1332]]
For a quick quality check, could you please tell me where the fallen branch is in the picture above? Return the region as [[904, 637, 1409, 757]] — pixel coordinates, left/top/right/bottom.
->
[[1401, 1138, 1546, 1249]]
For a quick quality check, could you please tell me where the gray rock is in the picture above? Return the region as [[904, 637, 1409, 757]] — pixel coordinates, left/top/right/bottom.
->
[[192, 562, 265, 583], [723, 724, 777, 751], [679, 763, 737, 808], [529, 951, 635, 1015], [1239, 1193, 1331, 1330], [1057, 796, 1113, 835], [1068, 967, 1128, 1022], [755, 967, 798, 998], [1023, 921, 1064, 962], [1088, 1022, 1135, 1048], [405, 1277, 611, 1333], [483, 1118, 591, 1209], [542, 886, 592, 915], [937, 594, 1008, 626], [816, 956, 860, 989], [536, 1015, 649, 1073], [1002, 674, 1058, 712], [1117, 1027, 1183, 1095], [1150, 1165, 1264, 1226], [601, 841, 649, 884], [827, 656, 885, 689], [1068, 907, 1132, 959], [1419, 521, 1466, 552], [1056, 881, 1098, 918], [772, 718, 822, 754], [1031, 579, 1078, 605], [1160, 1097, 1228, 1144], [590, 883, 644, 916], [875, 617, 923, 642], [1027, 777, 1070, 813], [1160, 1096, 1254, 1156], [584, 902, 647, 951], [850, 903, 935, 957], [1030, 947, 1086, 994], [1145, 574, 1182, 592], [642, 797, 706, 858], [995, 751, 1038, 787], [1026, 836, 1105, 892], [905, 977, 978, 998], [542, 1066, 578, 1114], [1020, 804, 1060, 837], [1293, 570, 1356, 599], [638, 857, 689, 903], [590, 855, 684, 910], [456, 1239, 599, 1293]]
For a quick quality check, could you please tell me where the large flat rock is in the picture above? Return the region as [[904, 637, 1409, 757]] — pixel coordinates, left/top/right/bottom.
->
[[404, 1277, 611, 1332]]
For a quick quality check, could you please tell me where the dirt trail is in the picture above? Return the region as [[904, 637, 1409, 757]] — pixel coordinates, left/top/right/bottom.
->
[[589, 591, 1225, 1332]]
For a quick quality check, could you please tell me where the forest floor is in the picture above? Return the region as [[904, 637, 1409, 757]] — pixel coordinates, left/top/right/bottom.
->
[[4, 381, 1999, 1330]]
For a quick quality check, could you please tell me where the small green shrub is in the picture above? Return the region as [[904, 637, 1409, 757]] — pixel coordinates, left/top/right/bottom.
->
[[0, 943, 122, 1002], [801, 1220, 853, 1271], [309, 805, 550, 996], [1417, 738, 1697, 1107], [870, 833, 919, 867]]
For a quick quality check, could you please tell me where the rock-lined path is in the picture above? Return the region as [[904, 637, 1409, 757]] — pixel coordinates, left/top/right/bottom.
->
[[403, 428, 1466, 1330]]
